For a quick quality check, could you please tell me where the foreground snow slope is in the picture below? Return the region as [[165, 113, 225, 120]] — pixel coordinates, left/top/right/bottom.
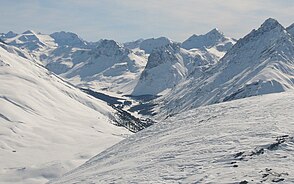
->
[[50, 91, 294, 184], [0, 43, 130, 184]]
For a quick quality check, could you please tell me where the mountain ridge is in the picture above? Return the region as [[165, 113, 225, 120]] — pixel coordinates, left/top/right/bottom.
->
[[155, 18, 294, 117]]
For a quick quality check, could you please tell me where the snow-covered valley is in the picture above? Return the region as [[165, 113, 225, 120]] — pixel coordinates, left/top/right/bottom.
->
[[49, 91, 294, 184], [1, 17, 294, 184]]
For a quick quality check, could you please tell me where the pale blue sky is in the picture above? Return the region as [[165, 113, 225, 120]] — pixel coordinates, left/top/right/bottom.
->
[[0, 0, 294, 42]]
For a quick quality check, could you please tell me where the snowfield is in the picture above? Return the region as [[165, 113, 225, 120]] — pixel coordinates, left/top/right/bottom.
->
[[0, 43, 131, 184], [50, 91, 294, 184]]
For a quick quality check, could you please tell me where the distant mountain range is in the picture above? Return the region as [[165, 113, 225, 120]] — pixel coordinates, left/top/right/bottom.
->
[[1, 18, 294, 119]]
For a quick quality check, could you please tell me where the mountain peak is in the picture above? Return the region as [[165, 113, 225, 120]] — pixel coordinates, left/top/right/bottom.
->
[[259, 18, 284, 32], [206, 28, 224, 37], [139, 37, 173, 54], [96, 39, 127, 56], [6, 31, 17, 35], [182, 28, 233, 50], [230, 18, 286, 51], [50, 31, 87, 47], [99, 39, 123, 49], [51, 31, 78, 37], [0, 31, 18, 39], [143, 43, 181, 71], [22, 30, 37, 35]]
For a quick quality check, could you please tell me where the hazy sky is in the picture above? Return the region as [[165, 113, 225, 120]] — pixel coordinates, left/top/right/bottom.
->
[[1, 0, 294, 42]]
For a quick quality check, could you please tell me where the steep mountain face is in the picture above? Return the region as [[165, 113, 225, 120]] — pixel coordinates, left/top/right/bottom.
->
[[156, 18, 294, 117], [0, 43, 130, 184], [132, 43, 218, 95], [139, 37, 173, 54], [49, 91, 294, 184], [182, 28, 236, 58]]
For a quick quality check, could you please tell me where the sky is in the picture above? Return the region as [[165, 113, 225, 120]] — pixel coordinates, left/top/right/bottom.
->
[[0, 0, 294, 42]]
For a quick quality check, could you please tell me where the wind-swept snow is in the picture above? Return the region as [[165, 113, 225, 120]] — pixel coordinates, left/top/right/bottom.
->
[[0, 43, 130, 184], [50, 91, 294, 184]]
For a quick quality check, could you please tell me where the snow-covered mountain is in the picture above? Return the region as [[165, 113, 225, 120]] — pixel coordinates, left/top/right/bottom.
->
[[139, 37, 174, 54], [182, 28, 235, 50], [49, 91, 294, 184], [3, 30, 57, 51], [50, 31, 89, 48], [155, 18, 294, 117], [48, 39, 147, 93], [132, 43, 218, 95], [0, 31, 147, 94], [0, 42, 130, 184], [0, 31, 18, 39], [0, 30, 236, 97], [131, 30, 236, 96], [123, 39, 144, 50], [2, 18, 293, 116], [182, 28, 236, 58]]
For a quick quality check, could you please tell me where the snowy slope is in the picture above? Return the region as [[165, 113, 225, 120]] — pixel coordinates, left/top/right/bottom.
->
[[156, 18, 294, 116], [132, 43, 218, 95], [0, 43, 130, 184], [182, 28, 236, 58], [50, 90, 294, 184]]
